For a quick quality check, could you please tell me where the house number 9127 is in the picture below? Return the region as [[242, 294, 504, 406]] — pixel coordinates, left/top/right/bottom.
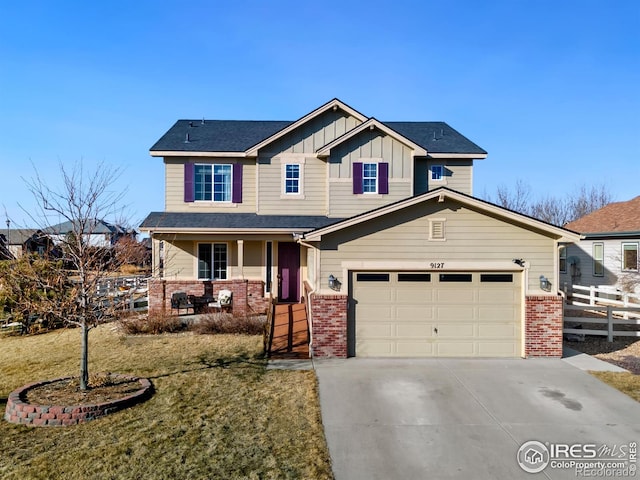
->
[[430, 262, 445, 269]]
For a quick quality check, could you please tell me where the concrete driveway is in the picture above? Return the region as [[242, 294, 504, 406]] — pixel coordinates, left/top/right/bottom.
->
[[315, 357, 640, 480]]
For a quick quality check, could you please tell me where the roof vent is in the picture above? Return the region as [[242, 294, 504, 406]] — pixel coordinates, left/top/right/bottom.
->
[[184, 133, 190, 143], [201, 117, 205, 125], [189, 121, 194, 127]]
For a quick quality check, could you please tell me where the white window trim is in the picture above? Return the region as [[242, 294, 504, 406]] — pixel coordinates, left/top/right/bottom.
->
[[278, 155, 305, 199], [196, 242, 229, 280], [429, 218, 447, 241], [194, 163, 233, 203], [431, 164, 445, 182], [622, 242, 639, 271], [593, 242, 604, 277], [361, 160, 380, 195]]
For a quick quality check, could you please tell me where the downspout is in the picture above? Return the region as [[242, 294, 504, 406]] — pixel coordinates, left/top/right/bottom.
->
[[295, 234, 318, 358]]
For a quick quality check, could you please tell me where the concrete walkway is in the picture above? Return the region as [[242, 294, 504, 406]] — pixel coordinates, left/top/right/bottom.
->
[[315, 357, 640, 480]]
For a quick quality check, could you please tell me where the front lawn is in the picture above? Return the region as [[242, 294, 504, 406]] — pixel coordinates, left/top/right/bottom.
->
[[0, 325, 333, 479]]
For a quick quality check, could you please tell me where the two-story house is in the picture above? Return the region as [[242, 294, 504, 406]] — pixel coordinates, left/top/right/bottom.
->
[[140, 99, 579, 358]]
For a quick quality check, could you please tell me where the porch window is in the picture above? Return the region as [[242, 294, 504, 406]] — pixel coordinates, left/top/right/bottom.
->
[[593, 243, 604, 277], [198, 243, 228, 280], [622, 243, 638, 271]]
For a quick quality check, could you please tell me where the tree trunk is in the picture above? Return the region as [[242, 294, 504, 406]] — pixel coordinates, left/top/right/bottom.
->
[[79, 322, 89, 390]]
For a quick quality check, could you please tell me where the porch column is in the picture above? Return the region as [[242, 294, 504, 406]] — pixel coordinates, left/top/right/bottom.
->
[[237, 239, 244, 279]]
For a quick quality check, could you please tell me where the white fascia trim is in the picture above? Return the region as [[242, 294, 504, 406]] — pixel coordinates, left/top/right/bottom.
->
[[302, 189, 581, 242], [427, 153, 488, 159], [245, 99, 368, 156], [316, 118, 427, 157], [150, 151, 247, 158], [140, 228, 312, 235]]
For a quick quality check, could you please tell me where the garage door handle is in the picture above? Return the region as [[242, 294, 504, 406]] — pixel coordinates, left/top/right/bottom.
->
[[434, 327, 438, 335]]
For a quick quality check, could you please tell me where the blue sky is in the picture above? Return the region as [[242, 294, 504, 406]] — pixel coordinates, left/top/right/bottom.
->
[[1, 0, 638, 229]]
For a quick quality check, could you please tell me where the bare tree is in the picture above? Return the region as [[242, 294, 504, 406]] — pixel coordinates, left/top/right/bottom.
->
[[22, 161, 131, 390], [485, 180, 614, 226]]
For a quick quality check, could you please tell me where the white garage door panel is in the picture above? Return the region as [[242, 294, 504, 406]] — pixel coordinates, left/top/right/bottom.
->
[[353, 271, 522, 358]]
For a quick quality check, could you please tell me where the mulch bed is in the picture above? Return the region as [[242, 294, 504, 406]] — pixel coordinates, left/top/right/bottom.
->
[[26, 376, 144, 405]]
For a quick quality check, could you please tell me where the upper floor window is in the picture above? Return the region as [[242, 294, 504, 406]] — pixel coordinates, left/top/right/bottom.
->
[[362, 163, 378, 194], [353, 161, 388, 195], [593, 242, 604, 277], [431, 165, 444, 181], [622, 243, 638, 271], [284, 164, 301, 194], [195, 164, 232, 202]]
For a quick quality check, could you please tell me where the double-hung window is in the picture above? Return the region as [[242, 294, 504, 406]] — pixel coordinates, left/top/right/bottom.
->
[[195, 164, 232, 202], [198, 243, 228, 280], [593, 243, 604, 277], [362, 163, 378, 194], [622, 243, 638, 271], [284, 164, 300, 194], [559, 246, 567, 273]]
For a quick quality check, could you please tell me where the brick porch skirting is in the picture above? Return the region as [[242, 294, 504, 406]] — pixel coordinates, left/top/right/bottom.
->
[[148, 279, 269, 317]]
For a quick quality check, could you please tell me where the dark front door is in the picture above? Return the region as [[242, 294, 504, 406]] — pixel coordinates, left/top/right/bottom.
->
[[278, 242, 300, 302]]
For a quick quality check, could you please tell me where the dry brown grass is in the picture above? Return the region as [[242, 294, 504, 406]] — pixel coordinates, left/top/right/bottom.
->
[[590, 371, 640, 402], [0, 325, 333, 480]]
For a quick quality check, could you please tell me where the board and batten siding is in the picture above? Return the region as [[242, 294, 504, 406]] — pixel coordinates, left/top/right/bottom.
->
[[317, 200, 557, 294], [164, 158, 257, 213], [327, 130, 414, 217]]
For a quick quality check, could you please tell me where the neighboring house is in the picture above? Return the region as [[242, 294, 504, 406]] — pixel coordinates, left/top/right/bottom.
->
[[0, 234, 11, 260], [560, 196, 640, 296], [140, 98, 579, 358], [48, 220, 136, 248]]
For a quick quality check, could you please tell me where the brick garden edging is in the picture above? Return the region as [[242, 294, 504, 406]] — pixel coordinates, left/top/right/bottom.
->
[[4, 374, 153, 427]]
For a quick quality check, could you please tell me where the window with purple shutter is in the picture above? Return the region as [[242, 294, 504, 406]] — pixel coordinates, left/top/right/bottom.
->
[[232, 163, 243, 203], [184, 163, 195, 203], [353, 162, 363, 194], [378, 162, 389, 194]]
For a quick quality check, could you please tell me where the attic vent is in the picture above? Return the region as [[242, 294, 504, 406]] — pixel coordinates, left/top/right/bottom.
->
[[429, 219, 446, 241]]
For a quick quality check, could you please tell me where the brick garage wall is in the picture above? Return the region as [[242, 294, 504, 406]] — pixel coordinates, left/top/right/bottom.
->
[[310, 294, 348, 358], [148, 279, 268, 317], [525, 295, 563, 357]]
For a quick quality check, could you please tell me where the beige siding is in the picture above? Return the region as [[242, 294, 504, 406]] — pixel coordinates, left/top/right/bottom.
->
[[328, 130, 413, 179], [260, 110, 362, 156], [318, 200, 556, 294], [164, 158, 257, 213], [328, 181, 412, 218], [257, 156, 327, 215], [326, 131, 415, 217], [415, 159, 473, 195], [162, 240, 196, 279]]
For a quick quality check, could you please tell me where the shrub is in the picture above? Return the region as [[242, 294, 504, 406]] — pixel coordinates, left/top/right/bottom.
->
[[191, 313, 266, 335], [120, 312, 187, 335]]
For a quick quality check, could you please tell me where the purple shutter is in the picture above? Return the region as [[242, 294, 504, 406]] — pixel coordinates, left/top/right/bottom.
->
[[353, 162, 363, 194], [378, 162, 389, 194], [184, 163, 194, 203], [232, 163, 243, 203]]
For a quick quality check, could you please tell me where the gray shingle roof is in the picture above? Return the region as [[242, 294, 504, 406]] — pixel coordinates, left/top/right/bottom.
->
[[150, 120, 293, 152], [150, 115, 486, 155], [140, 212, 343, 231], [383, 121, 486, 155]]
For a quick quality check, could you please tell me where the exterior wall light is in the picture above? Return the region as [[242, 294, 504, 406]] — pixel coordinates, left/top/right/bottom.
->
[[539, 275, 552, 292], [328, 274, 341, 291]]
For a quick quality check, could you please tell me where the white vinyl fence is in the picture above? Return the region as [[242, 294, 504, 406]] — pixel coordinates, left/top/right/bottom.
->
[[563, 284, 640, 342]]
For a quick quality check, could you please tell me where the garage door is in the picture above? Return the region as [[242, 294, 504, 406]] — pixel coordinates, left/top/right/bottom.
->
[[351, 271, 522, 357]]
